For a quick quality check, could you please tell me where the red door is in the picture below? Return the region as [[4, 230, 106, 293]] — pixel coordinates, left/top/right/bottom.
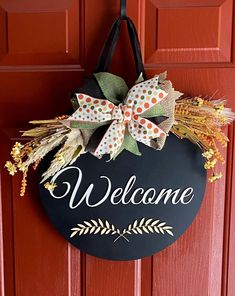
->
[[0, 0, 235, 295]]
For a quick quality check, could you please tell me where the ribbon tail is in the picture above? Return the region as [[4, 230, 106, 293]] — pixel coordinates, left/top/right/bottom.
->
[[128, 117, 166, 149], [113, 130, 142, 159], [94, 121, 125, 159]]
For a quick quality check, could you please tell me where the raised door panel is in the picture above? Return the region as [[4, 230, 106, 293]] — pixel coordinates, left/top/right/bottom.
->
[[141, 0, 233, 64], [0, 0, 82, 66]]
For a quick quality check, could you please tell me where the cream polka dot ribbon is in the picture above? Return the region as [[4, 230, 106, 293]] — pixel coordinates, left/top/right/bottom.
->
[[67, 76, 168, 158]]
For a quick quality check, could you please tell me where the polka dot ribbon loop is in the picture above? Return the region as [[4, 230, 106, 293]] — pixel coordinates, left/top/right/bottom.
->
[[64, 76, 168, 159], [67, 95, 115, 123]]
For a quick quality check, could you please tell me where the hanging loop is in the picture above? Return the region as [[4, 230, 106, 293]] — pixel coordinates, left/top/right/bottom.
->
[[120, 0, 127, 19], [95, 0, 145, 78]]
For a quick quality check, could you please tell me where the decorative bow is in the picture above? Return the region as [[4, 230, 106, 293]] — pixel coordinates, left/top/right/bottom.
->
[[63, 76, 167, 159]]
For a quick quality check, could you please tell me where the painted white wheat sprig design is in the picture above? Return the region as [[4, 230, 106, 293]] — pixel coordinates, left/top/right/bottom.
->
[[114, 218, 173, 242], [70, 219, 130, 242], [70, 218, 173, 243]]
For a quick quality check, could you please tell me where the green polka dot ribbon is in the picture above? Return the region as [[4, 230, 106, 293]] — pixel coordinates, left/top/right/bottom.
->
[[62, 76, 167, 159]]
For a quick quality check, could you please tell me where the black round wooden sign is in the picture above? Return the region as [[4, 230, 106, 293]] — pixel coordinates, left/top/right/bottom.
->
[[39, 134, 206, 260]]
